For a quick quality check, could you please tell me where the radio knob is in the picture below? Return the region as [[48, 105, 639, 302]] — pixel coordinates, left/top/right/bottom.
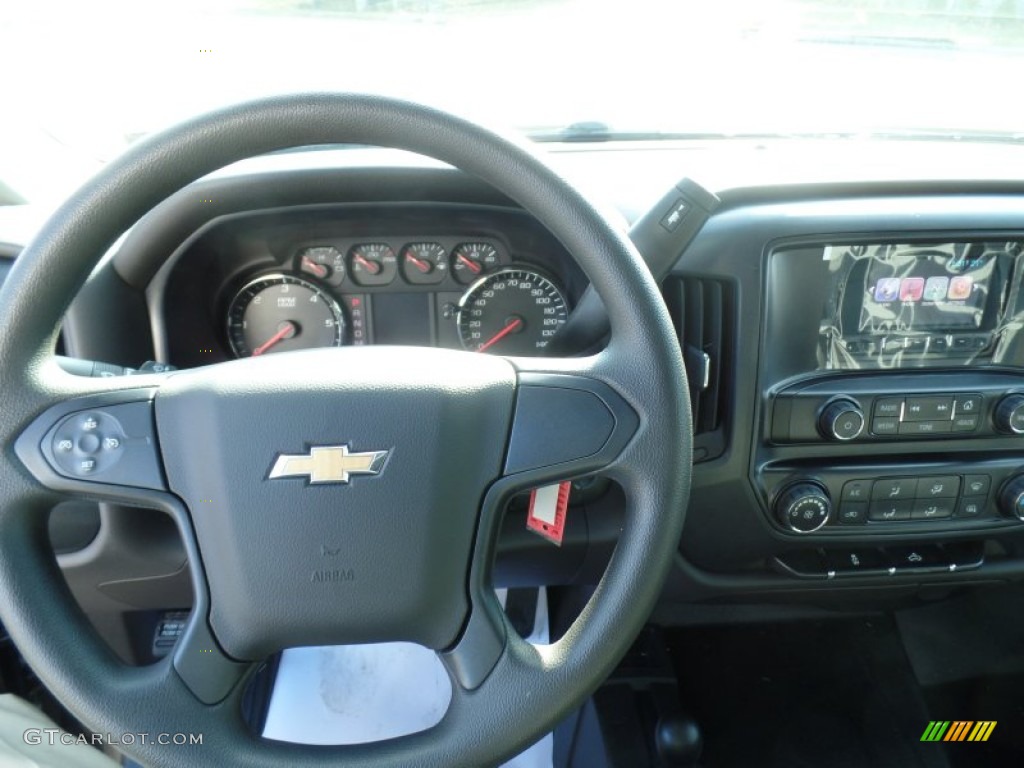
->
[[775, 483, 831, 533], [998, 476, 1024, 521], [994, 394, 1024, 435], [819, 399, 865, 441]]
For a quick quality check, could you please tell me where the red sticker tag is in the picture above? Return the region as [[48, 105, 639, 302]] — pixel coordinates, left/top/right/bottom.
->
[[526, 482, 571, 546]]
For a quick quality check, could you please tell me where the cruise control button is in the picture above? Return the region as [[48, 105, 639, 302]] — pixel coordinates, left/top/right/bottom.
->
[[872, 417, 899, 435], [917, 476, 960, 499], [904, 396, 954, 422], [898, 420, 951, 436], [837, 502, 867, 524], [955, 395, 982, 415], [874, 397, 903, 418], [77, 434, 100, 454], [871, 477, 917, 501], [911, 498, 955, 520], [841, 480, 871, 502], [78, 459, 97, 474], [963, 475, 991, 496], [869, 500, 912, 521]]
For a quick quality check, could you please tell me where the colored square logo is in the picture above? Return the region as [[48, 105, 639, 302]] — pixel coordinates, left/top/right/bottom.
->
[[948, 276, 974, 300], [900, 277, 924, 301], [924, 276, 949, 301], [874, 278, 900, 302]]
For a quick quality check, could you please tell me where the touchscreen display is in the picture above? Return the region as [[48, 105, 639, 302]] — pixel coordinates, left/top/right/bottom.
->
[[858, 244, 995, 332], [815, 241, 1019, 370]]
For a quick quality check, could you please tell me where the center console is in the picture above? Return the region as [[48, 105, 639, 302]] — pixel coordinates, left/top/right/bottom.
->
[[758, 236, 1024, 545]]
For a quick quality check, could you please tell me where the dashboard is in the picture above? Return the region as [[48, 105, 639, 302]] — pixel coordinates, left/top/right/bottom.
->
[[152, 203, 586, 369], [8, 141, 1024, 659]]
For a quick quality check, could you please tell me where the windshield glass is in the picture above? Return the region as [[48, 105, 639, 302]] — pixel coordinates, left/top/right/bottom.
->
[[2, 0, 1023, 202]]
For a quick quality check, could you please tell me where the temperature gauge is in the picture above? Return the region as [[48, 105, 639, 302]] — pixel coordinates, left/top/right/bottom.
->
[[451, 242, 500, 284], [348, 243, 397, 287], [401, 242, 447, 285]]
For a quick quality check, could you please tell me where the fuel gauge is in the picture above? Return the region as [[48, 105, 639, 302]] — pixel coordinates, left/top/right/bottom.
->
[[296, 246, 345, 286], [348, 243, 397, 286]]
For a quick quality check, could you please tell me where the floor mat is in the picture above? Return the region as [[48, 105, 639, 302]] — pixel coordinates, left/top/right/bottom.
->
[[667, 618, 950, 768]]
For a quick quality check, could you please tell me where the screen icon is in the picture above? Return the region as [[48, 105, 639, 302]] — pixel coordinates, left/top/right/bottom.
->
[[923, 276, 949, 301], [900, 277, 924, 301], [948, 275, 974, 300], [874, 278, 901, 302]]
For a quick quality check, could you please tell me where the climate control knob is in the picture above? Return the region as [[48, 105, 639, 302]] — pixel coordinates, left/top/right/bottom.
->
[[775, 483, 831, 533], [994, 394, 1024, 435], [818, 399, 865, 441], [998, 475, 1024, 521]]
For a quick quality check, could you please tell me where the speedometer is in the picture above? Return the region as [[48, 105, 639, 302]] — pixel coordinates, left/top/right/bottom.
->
[[456, 267, 568, 355]]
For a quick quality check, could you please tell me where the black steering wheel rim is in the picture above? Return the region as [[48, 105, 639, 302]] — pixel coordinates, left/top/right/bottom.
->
[[0, 93, 691, 767]]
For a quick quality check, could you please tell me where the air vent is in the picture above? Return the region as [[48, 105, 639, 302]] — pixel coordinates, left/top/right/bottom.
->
[[663, 276, 733, 462]]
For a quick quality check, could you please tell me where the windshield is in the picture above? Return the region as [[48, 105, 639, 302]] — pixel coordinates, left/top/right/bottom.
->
[[3, 0, 1024, 202]]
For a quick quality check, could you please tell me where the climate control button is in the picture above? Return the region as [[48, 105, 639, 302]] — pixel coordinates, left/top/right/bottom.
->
[[775, 483, 831, 533]]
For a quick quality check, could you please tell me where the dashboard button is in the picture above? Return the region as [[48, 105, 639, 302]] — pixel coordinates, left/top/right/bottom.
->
[[955, 497, 986, 518], [904, 396, 953, 421], [869, 500, 912, 521], [887, 545, 944, 571], [841, 480, 871, 502], [837, 502, 867, 524], [911, 499, 955, 520], [872, 417, 899, 435], [825, 548, 889, 575], [952, 415, 979, 432], [898, 420, 951, 436], [963, 475, 991, 496], [955, 394, 982, 415], [916, 476, 960, 499], [871, 477, 917, 501], [874, 397, 903, 418]]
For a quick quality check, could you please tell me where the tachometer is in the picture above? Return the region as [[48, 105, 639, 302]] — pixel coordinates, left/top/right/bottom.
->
[[456, 267, 568, 355], [226, 274, 344, 357]]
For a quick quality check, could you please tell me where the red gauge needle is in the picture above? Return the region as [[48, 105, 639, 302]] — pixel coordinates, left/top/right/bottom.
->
[[301, 257, 328, 278], [457, 254, 482, 274], [252, 321, 296, 356], [477, 317, 523, 353], [406, 253, 431, 273], [354, 255, 380, 275]]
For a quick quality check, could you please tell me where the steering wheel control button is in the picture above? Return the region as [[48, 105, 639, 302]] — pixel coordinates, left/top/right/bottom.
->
[[871, 477, 917, 501], [775, 483, 831, 533], [869, 500, 912, 521], [818, 399, 864, 441], [39, 398, 165, 490], [995, 394, 1024, 434], [77, 433, 101, 454]]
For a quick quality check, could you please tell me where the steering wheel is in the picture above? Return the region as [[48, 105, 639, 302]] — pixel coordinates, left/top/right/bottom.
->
[[0, 94, 690, 767]]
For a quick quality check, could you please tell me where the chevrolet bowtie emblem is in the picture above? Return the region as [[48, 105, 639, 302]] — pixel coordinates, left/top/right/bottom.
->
[[268, 445, 390, 485]]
